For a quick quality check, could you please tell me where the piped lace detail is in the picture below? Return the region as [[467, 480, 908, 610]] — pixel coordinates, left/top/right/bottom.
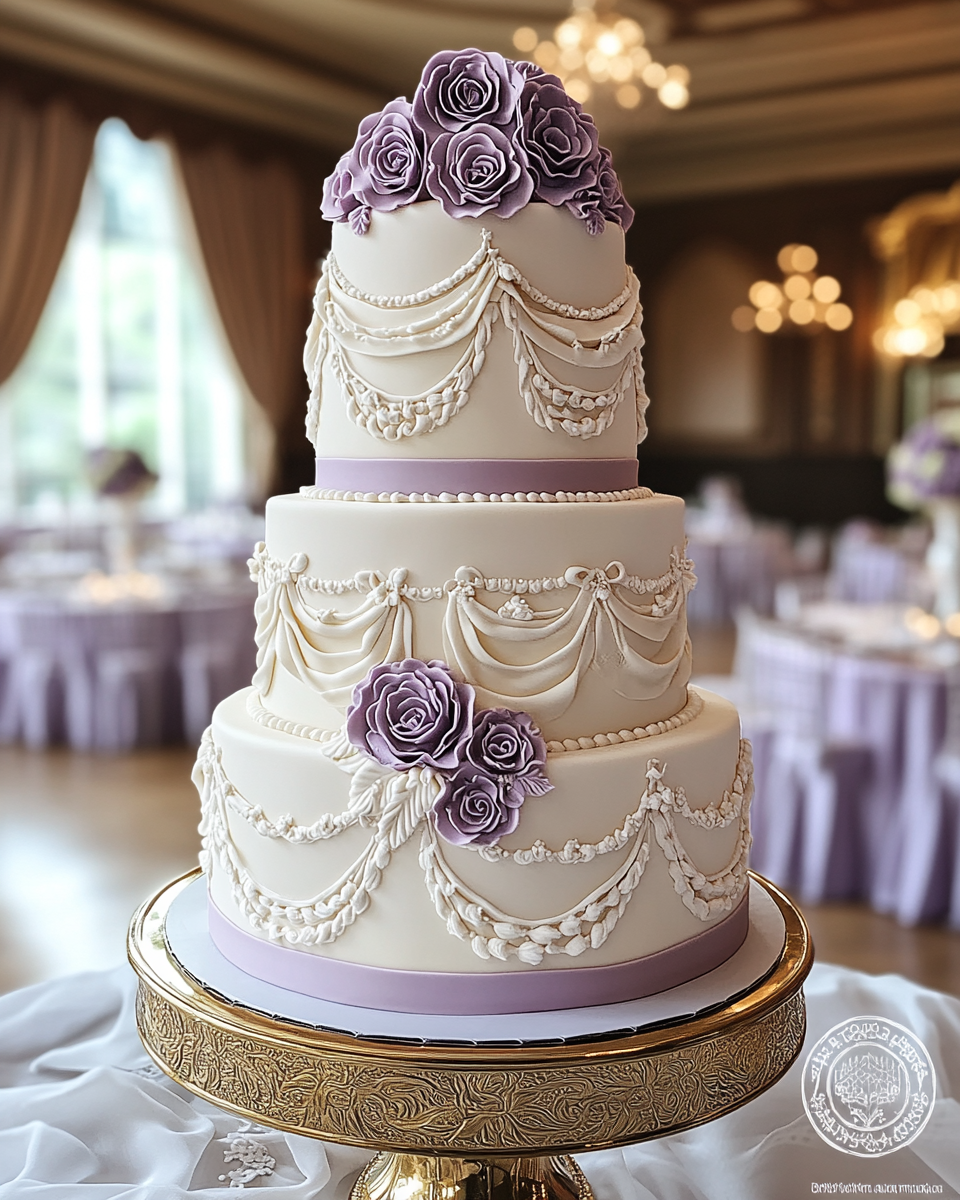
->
[[196, 723, 752, 962], [304, 229, 649, 445]]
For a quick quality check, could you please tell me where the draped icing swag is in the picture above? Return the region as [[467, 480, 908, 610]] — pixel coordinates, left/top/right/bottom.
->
[[249, 544, 694, 720], [443, 555, 692, 720], [304, 229, 649, 444]]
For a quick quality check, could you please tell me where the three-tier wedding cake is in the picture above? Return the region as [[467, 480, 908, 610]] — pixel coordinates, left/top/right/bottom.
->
[[194, 49, 753, 1016]]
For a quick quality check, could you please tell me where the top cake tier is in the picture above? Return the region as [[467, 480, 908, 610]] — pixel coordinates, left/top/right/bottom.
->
[[307, 201, 647, 498]]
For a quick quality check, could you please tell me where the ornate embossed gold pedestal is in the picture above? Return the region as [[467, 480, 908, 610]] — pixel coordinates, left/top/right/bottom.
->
[[129, 871, 812, 1200]]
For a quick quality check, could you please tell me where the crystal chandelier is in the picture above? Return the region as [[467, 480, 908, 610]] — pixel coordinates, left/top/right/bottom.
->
[[513, 0, 690, 111], [732, 244, 853, 335]]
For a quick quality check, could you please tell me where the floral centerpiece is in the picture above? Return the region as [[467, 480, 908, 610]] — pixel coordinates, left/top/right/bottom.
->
[[887, 409, 960, 619], [346, 658, 552, 846], [86, 447, 158, 578], [322, 48, 633, 238]]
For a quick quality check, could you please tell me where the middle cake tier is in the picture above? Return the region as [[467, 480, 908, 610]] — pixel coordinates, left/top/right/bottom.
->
[[252, 491, 693, 745]]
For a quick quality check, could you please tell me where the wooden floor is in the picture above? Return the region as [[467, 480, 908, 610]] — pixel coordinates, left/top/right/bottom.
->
[[0, 620, 957, 998]]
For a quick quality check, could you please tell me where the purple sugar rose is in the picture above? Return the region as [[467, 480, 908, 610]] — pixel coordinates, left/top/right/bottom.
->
[[519, 80, 600, 207], [320, 151, 363, 224], [564, 146, 634, 236], [509, 59, 549, 83], [414, 48, 524, 138], [433, 765, 525, 846], [596, 145, 634, 232], [465, 708, 553, 797], [351, 98, 427, 214], [426, 124, 533, 219], [346, 659, 474, 771]]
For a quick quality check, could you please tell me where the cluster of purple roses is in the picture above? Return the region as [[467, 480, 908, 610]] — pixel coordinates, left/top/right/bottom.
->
[[346, 658, 553, 846], [322, 48, 633, 238]]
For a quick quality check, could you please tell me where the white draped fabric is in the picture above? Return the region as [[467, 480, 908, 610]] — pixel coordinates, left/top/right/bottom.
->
[[0, 963, 957, 1195], [304, 229, 648, 444]]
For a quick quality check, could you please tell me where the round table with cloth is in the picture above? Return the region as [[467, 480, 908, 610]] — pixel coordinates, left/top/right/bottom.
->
[[699, 605, 960, 926], [685, 526, 793, 624], [0, 962, 956, 1197], [0, 577, 256, 750]]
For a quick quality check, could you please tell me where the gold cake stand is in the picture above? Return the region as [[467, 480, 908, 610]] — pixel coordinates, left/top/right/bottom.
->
[[129, 869, 812, 1200]]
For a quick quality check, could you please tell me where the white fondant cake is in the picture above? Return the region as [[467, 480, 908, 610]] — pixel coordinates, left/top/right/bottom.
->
[[195, 52, 753, 1015]]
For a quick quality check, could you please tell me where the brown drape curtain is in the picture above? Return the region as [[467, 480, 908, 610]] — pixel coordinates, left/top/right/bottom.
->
[[176, 144, 306, 438], [0, 91, 96, 386]]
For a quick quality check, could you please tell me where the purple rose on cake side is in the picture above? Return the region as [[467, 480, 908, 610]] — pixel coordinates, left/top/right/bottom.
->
[[426, 124, 533, 219], [346, 658, 553, 847], [346, 658, 473, 771], [433, 705, 553, 845], [413, 48, 523, 137], [465, 708, 553, 797], [518, 80, 599, 207], [433, 765, 526, 846]]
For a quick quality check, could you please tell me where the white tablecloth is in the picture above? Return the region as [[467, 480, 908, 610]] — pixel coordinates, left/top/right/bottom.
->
[[0, 964, 958, 1197]]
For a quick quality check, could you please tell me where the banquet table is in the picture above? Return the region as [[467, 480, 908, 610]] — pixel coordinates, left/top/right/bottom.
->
[[685, 525, 793, 624], [704, 605, 960, 926], [0, 575, 256, 750], [0, 962, 957, 1197]]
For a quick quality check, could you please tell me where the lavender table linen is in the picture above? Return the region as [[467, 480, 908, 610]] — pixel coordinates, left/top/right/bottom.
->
[[722, 620, 955, 925], [0, 588, 256, 751]]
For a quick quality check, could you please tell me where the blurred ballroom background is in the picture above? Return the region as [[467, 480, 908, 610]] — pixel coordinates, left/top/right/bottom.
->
[[1, 0, 960, 997]]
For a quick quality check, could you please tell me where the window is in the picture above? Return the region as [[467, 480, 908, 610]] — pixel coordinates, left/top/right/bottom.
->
[[0, 119, 258, 522]]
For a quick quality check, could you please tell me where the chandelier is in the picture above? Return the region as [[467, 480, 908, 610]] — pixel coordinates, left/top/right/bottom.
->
[[732, 244, 853, 335], [513, 0, 690, 111], [873, 281, 960, 359]]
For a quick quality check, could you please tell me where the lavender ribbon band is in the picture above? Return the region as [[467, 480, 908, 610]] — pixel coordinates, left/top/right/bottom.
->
[[208, 891, 749, 1015], [314, 458, 639, 496]]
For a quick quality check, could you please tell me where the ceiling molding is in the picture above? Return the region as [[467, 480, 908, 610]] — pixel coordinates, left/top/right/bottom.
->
[[0, 0, 381, 147], [0, 0, 956, 194], [610, 1, 960, 200]]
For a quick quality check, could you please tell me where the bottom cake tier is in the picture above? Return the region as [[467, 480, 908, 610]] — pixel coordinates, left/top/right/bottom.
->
[[197, 686, 753, 1014]]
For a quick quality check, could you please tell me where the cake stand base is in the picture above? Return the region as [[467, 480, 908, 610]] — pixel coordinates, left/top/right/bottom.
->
[[128, 870, 812, 1200], [353, 1153, 591, 1200]]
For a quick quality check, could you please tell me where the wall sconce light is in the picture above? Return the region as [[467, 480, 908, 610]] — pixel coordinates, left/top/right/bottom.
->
[[732, 244, 853, 335]]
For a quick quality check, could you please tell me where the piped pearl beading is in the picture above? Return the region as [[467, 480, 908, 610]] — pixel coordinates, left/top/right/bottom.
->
[[301, 486, 653, 504]]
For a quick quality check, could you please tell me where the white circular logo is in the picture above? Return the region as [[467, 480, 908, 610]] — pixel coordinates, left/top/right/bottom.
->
[[802, 1015, 936, 1157]]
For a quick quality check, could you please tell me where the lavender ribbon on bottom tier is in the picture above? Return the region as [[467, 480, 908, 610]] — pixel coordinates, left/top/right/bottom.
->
[[207, 891, 749, 1015], [314, 457, 640, 496]]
